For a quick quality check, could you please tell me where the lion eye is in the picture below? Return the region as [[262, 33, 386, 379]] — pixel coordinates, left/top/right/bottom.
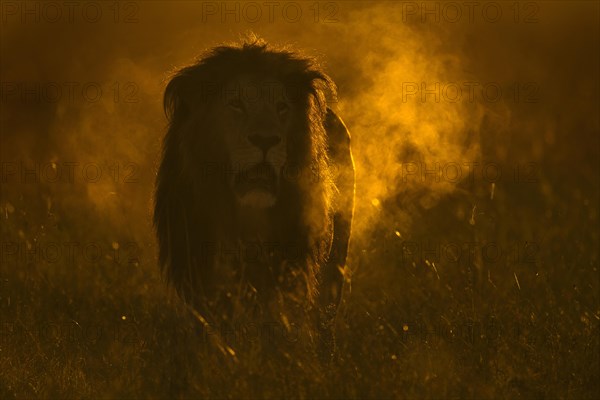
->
[[228, 98, 245, 113], [276, 102, 289, 115]]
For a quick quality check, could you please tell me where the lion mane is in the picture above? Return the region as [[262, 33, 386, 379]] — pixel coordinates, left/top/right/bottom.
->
[[154, 37, 355, 337]]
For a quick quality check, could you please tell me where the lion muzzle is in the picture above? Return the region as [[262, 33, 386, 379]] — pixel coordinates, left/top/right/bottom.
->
[[234, 162, 279, 208]]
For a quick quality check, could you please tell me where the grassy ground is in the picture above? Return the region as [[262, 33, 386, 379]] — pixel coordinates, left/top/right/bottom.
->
[[1, 143, 598, 399]]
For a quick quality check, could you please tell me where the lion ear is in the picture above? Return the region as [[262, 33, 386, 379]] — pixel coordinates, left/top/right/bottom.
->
[[164, 74, 190, 123], [164, 68, 210, 123]]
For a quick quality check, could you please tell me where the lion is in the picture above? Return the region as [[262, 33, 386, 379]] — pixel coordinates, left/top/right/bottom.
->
[[154, 37, 355, 356]]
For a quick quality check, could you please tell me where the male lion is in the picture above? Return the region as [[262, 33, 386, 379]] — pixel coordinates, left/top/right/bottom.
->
[[154, 37, 354, 356]]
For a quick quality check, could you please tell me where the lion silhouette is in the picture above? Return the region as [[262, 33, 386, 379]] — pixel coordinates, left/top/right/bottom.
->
[[154, 37, 354, 355]]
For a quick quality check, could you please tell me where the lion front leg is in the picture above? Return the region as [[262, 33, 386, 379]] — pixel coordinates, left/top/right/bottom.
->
[[314, 109, 355, 361], [315, 272, 344, 361]]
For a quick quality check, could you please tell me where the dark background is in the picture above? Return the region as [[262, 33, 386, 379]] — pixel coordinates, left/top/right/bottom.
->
[[1, 1, 598, 398]]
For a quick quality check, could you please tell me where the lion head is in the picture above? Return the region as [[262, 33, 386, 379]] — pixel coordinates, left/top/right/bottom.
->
[[154, 37, 351, 325]]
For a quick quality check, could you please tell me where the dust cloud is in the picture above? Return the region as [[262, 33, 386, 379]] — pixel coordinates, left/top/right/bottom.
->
[[1, 0, 598, 262]]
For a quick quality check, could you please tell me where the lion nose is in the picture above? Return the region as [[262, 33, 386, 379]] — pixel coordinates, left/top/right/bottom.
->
[[248, 134, 281, 153]]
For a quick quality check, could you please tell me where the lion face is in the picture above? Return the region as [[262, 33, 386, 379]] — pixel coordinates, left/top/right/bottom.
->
[[211, 75, 296, 209]]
